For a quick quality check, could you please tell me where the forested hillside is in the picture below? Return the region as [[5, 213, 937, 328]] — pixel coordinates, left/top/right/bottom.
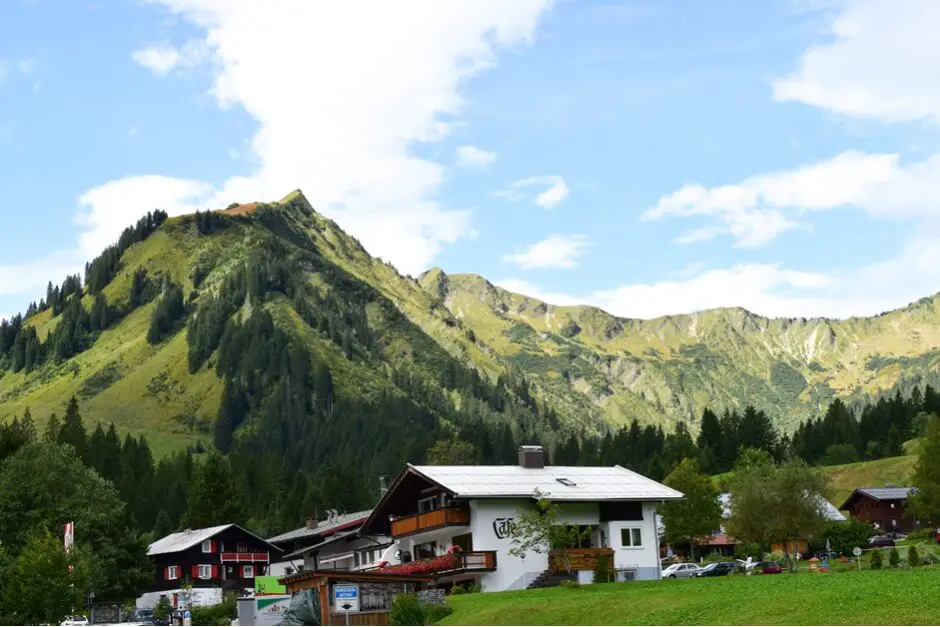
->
[[1, 190, 940, 536]]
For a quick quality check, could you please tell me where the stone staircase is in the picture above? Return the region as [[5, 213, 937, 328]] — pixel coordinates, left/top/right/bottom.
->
[[526, 568, 577, 589]]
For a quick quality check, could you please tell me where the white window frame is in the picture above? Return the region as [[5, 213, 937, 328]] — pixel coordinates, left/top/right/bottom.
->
[[620, 527, 643, 548], [244, 565, 254, 578], [417, 495, 439, 513], [201, 539, 212, 553], [198, 565, 212, 580], [167, 566, 179, 580]]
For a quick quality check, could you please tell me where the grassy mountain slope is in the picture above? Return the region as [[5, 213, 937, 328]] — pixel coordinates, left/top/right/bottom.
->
[[3, 190, 940, 455], [422, 270, 940, 431]]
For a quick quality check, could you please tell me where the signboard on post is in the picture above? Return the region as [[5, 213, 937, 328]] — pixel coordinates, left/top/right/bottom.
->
[[334, 584, 360, 613]]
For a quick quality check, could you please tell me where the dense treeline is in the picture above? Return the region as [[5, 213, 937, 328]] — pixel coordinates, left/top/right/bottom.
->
[[85, 210, 168, 294], [550, 383, 938, 481]]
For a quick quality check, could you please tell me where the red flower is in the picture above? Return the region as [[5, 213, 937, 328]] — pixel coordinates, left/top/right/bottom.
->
[[382, 554, 461, 576]]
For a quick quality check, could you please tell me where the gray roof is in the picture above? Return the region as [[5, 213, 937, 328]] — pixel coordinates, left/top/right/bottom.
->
[[267, 510, 373, 545], [409, 464, 684, 501], [718, 492, 845, 522], [855, 487, 916, 501], [148, 524, 281, 557], [148, 525, 231, 556]]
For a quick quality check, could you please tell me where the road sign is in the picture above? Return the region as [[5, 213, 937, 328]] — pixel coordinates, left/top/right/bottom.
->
[[852, 547, 862, 556], [334, 584, 360, 613]]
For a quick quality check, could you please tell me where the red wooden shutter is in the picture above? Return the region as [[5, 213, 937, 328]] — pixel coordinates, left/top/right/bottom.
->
[[211, 565, 219, 578], [211, 539, 216, 553], [164, 567, 170, 580], [177, 565, 182, 580], [192, 564, 199, 579]]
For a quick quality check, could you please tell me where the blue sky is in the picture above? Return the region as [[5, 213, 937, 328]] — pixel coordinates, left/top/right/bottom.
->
[[3, 0, 940, 322]]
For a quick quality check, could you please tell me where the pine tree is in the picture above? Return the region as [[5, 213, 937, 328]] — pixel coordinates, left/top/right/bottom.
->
[[57, 397, 88, 461], [889, 547, 900, 567], [186, 453, 244, 528], [871, 549, 883, 569]]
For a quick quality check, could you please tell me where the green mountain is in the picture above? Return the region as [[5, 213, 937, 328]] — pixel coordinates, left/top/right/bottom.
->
[[2, 191, 940, 457]]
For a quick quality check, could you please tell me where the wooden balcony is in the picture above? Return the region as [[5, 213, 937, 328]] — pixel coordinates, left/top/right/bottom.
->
[[549, 548, 615, 572], [381, 551, 497, 577], [220, 552, 270, 563], [390, 506, 470, 538]]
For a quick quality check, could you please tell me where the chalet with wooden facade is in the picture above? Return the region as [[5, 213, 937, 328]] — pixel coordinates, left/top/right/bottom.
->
[[840, 485, 918, 533], [137, 524, 284, 610], [267, 510, 374, 576], [358, 445, 684, 591]]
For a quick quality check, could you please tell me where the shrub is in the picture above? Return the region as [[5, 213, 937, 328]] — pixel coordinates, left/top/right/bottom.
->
[[449, 584, 466, 595], [702, 551, 726, 564], [390, 594, 426, 626], [593, 553, 611, 583], [871, 550, 883, 569], [154, 597, 173, 623], [905, 528, 935, 541], [558, 579, 581, 589], [909, 545, 920, 567], [889, 547, 900, 567], [424, 604, 454, 624], [467, 583, 482, 594], [191, 596, 237, 626]]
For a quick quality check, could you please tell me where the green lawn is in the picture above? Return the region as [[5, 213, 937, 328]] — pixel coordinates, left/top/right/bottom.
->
[[441, 568, 940, 625]]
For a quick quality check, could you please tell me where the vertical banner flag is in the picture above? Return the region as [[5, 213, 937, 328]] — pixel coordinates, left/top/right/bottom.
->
[[64, 521, 74, 554]]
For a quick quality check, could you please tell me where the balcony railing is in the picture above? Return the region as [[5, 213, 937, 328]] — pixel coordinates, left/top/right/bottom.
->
[[380, 551, 497, 577], [390, 506, 470, 538], [220, 552, 269, 563], [549, 548, 614, 572]]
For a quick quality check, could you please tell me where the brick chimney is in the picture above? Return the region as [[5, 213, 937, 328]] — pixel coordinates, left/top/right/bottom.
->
[[518, 445, 545, 469]]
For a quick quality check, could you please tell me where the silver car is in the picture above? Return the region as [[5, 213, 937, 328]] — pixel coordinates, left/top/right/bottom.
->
[[661, 562, 700, 579]]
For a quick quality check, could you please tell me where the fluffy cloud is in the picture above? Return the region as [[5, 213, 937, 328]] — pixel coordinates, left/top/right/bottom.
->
[[131, 41, 208, 76], [456, 145, 496, 167], [113, 0, 551, 276], [497, 175, 569, 208], [503, 234, 590, 269], [76, 176, 214, 256], [773, 0, 940, 123], [643, 151, 940, 247], [499, 237, 940, 320]]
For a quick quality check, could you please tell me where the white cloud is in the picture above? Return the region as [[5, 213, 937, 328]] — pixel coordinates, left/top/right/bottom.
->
[[643, 151, 940, 247], [131, 41, 207, 76], [497, 238, 940, 320], [111, 0, 552, 276], [456, 145, 496, 167], [773, 0, 940, 123], [497, 175, 569, 208], [503, 234, 590, 269]]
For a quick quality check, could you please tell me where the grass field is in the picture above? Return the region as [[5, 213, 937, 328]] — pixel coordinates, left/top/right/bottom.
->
[[441, 567, 940, 625]]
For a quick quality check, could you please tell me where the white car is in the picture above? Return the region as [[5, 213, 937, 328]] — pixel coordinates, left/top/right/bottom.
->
[[661, 562, 700, 579], [60, 617, 89, 626]]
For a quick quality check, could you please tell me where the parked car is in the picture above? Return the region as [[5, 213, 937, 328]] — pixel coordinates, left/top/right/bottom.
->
[[60, 617, 89, 627], [751, 560, 782, 574], [661, 562, 700, 579], [693, 561, 736, 577], [869, 535, 896, 548]]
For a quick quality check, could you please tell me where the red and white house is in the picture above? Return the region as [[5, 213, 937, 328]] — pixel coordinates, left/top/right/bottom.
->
[[137, 524, 284, 610]]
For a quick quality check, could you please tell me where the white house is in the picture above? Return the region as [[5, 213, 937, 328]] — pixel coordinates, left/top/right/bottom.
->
[[359, 445, 684, 591]]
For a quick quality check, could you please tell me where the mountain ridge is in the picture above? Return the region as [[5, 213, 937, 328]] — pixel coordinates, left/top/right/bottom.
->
[[2, 190, 940, 454]]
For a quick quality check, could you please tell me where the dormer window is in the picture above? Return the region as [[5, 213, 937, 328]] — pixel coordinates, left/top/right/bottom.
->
[[556, 478, 577, 487]]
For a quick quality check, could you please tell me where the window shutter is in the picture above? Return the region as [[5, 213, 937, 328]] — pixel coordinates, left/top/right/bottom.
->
[[211, 539, 216, 553], [177, 565, 182, 580], [192, 565, 199, 579], [212, 565, 219, 578], [164, 567, 170, 580]]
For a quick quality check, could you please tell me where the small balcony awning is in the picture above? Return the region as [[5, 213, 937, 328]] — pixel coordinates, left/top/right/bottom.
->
[[318, 552, 354, 566]]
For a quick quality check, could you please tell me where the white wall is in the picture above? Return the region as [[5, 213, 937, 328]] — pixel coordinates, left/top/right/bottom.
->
[[470, 499, 547, 593], [136, 587, 222, 610], [605, 503, 661, 581]]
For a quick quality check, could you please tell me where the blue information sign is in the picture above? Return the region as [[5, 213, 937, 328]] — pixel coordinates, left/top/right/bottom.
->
[[334, 584, 360, 613]]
